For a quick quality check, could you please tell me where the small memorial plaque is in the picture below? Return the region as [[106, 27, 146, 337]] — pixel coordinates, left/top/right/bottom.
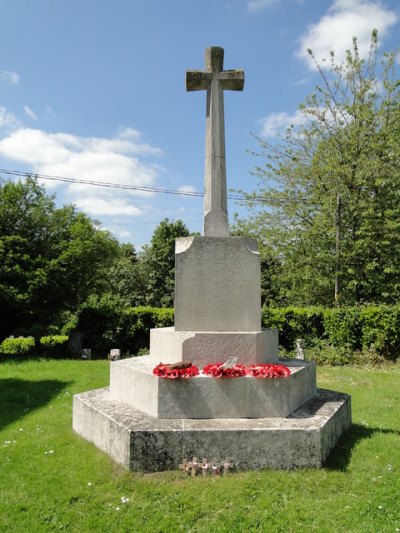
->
[[219, 356, 238, 369]]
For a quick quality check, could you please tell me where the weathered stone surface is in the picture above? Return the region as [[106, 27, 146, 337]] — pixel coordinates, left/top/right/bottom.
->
[[149, 327, 278, 365], [72, 388, 351, 472], [109, 356, 315, 419], [175, 236, 261, 332]]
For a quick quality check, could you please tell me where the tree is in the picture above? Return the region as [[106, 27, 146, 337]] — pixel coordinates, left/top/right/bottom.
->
[[140, 219, 190, 307], [106, 243, 149, 307], [239, 33, 400, 306], [0, 177, 119, 338]]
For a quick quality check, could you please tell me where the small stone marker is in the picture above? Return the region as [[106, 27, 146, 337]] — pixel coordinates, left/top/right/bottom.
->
[[109, 348, 121, 361], [186, 47, 244, 237], [81, 349, 91, 360], [296, 339, 305, 360]]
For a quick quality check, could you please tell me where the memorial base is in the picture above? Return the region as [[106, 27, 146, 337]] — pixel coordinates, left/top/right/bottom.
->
[[72, 387, 351, 472], [109, 356, 316, 419]]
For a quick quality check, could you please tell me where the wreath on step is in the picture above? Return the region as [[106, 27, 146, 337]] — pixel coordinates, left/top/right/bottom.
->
[[153, 362, 291, 379]]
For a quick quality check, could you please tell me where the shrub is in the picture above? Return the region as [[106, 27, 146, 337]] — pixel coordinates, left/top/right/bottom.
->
[[73, 295, 174, 357], [305, 340, 354, 366], [262, 307, 325, 351], [0, 337, 36, 357], [119, 307, 174, 355], [75, 293, 126, 358], [322, 307, 363, 350], [39, 335, 69, 358], [359, 306, 400, 357]]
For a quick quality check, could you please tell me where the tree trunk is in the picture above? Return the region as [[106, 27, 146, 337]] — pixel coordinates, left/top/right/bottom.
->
[[334, 195, 342, 307]]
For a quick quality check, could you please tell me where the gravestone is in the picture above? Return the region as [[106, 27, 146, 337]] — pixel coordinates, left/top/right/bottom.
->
[[109, 348, 121, 361], [73, 47, 351, 472], [68, 331, 84, 358], [81, 349, 91, 360]]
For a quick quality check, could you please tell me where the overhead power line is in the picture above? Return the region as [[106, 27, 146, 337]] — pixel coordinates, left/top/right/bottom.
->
[[0, 167, 316, 206], [0, 168, 249, 201], [0, 168, 207, 198]]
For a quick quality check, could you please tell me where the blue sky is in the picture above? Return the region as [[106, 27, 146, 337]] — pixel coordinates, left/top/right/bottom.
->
[[0, 0, 398, 247]]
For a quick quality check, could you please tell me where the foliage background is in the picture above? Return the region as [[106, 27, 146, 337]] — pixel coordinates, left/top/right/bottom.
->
[[235, 34, 400, 307]]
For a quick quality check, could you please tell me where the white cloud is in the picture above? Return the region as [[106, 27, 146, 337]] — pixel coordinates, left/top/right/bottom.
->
[[0, 106, 19, 129], [113, 228, 132, 239], [73, 197, 143, 217], [0, 127, 162, 217], [24, 106, 37, 121], [259, 110, 305, 137], [259, 106, 354, 137], [297, 0, 398, 70], [1, 70, 20, 84], [247, 0, 280, 11]]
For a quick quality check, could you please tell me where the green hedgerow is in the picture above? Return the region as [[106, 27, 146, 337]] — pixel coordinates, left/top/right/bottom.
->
[[39, 335, 69, 358], [0, 336, 36, 357]]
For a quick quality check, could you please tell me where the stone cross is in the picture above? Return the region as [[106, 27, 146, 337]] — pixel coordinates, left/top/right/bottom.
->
[[186, 47, 244, 237]]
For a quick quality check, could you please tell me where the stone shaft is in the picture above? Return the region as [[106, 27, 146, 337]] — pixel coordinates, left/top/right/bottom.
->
[[186, 47, 244, 236], [174, 236, 261, 332]]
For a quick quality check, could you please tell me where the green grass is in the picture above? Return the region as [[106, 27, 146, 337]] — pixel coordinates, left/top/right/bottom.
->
[[0, 359, 399, 532]]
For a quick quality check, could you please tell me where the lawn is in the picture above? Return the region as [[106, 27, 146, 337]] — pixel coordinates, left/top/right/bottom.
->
[[0, 359, 399, 532]]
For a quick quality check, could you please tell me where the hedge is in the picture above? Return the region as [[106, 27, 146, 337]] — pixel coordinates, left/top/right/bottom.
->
[[261, 307, 325, 351], [0, 337, 36, 357], [39, 335, 69, 358], [262, 305, 400, 358], [3, 305, 397, 361], [71, 299, 400, 361], [74, 295, 174, 357]]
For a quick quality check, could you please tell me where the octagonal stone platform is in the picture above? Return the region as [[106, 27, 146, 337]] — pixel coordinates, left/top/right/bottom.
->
[[109, 356, 316, 419], [73, 387, 351, 472]]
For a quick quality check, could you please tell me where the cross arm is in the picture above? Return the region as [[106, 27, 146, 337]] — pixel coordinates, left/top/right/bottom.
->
[[186, 70, 212, 91], [219, 70, 245, 91]]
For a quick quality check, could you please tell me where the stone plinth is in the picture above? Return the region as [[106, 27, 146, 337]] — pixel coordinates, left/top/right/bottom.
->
[[73, 388, 352, 472], [149, 327, 278, 366], [109, 356, 316, 419], [175, 237, 261, 332]]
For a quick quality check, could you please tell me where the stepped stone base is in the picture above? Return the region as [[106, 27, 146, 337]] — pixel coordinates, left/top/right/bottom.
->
[[149, 327, 278, 366], [72, 388, 351, 472], [109, 356, 315, 419]]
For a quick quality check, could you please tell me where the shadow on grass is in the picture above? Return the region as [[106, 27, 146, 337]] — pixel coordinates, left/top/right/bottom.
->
[[0, 378, 72, 431], [325, 423, 400, 471]]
